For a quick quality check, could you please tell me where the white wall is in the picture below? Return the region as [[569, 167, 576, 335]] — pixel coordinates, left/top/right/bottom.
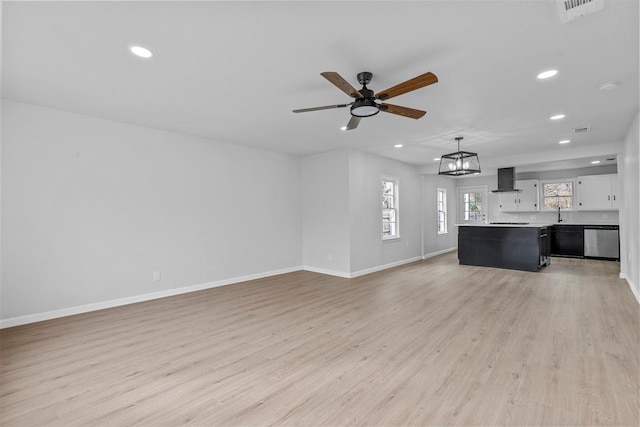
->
[[620, 112, 639, 303], [5, 99, 636, 326], [1, 100, 303, 323], [454, 174, 501, 221], [301, 148, 423, 277], [301, 149, 351, 276], [422, 174, 457, 256], [348, 150, 423, 274]]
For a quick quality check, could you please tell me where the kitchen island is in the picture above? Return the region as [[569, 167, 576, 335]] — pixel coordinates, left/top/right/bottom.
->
[[458, 223, 552, 272]]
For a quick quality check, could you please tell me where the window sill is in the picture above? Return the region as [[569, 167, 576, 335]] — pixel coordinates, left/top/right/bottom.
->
[[382, 236, 401, 242]]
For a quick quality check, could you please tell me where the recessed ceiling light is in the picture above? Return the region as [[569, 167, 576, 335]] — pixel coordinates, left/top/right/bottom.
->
[[130, 45, 153, 58], [433, 157, 441, 161], [537, 69, 558, 79], [394, 144, 403, 148], [598, 80, 621, 91], [340, 126, 347, 131], [550, 114, 565, 120], [558, 139, 571, 144], [591, 160, 601, 164]]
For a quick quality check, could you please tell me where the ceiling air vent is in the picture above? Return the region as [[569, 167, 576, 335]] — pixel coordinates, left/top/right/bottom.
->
[[573, 126, 591, 134], [557, 0, 604, 23]]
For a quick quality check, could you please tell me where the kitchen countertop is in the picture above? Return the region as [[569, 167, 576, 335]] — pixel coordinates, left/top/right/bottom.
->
[[456, 223, 553, 228], [552, 223, 619, 226], [457, 223, 619, 228]]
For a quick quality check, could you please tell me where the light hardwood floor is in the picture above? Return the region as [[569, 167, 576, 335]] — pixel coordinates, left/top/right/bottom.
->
[[1, 252, 638, 426]]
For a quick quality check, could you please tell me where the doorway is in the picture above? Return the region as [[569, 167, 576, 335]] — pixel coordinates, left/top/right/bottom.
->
[[458, 186, 487, 224]]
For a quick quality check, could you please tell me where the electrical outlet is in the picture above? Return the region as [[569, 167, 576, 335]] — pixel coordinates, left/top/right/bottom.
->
[[153, 271, 161, 281]]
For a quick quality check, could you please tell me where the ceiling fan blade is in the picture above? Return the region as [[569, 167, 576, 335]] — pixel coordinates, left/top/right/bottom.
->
[[293, 103, 350, 113], [321, 72, 364, 98], [375, 72, 438, 101], [345, 116, 361, 130], [379, 103, 427, 119]]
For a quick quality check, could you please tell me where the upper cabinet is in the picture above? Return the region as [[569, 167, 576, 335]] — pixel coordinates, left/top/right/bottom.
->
[[516, 180, 540, 211], [499, 179, 539, 212], [577, 174, 619, 210]]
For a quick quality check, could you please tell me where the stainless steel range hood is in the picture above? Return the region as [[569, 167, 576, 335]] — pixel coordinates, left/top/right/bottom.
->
[[491, 167, 522, 193]]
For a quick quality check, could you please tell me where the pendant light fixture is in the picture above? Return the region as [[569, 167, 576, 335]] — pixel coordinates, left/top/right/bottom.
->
[[438, 137, 481, 176]]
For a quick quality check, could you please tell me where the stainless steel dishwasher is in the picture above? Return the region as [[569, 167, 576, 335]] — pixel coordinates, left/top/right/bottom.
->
[[584, 225, 619, 260]]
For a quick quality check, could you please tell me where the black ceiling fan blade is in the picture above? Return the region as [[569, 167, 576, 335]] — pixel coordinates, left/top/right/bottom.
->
[[379, 103, 426, 119], [345, 116, 361, 130], [320, 72, 364, 98], [292, 103, 350, 113], [375, 72, 438, 101]]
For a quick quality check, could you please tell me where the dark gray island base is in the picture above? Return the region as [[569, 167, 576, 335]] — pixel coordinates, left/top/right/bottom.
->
[[458, 225, 551, 272]]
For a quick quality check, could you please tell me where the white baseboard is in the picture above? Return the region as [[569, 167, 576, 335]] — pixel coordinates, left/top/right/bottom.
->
[[620, 274, 640, 304], [632, 283, 640, 305], [0, 266, 303, 329], [422, 247, 457, 260], [304, 255, 430, 279], [2, 255, 438, 327], [349, 256, 423, 278], [302, 266, 352, 278]]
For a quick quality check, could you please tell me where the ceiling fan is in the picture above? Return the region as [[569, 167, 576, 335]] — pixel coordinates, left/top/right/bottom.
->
[[293, 71, 438, 130]]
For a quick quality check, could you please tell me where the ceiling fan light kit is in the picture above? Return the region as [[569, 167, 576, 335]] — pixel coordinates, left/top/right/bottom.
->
[[293, 70, 438, 130], [438, 137, 481, 176], [350, 99, 379, 117]]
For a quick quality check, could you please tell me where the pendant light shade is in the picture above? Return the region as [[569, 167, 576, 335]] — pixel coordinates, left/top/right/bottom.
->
[[438, 137, 481, 176]]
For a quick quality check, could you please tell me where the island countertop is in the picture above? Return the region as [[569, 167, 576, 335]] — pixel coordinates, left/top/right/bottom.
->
[[456, 223, 553, 228]]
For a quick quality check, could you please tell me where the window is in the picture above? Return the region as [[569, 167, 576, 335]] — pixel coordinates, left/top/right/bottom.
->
[[382, 176, 399, 239], [463, 192, 483, 221], [457, 186, 487, 224], [543, 181, 574, 210], [437, 188, 447, 234]]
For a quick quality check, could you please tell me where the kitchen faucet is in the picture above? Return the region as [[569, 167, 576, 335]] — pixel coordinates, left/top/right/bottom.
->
[[557, 207, 563, 223]]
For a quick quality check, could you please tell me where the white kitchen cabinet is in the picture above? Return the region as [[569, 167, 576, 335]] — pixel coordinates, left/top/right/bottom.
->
[[577, 174, 619, 210], [498, 179, 539, 212], [498, 192, 518, 212], [611, 176, 620, 209]]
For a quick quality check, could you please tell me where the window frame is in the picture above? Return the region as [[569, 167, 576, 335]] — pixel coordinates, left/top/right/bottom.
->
[[381, 175, 400, 240], [540, 178, 576, 211], [437, 188, 447, 235]]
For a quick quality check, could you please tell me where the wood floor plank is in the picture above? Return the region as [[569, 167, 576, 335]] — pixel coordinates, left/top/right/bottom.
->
[[1, 252, 638, 426]]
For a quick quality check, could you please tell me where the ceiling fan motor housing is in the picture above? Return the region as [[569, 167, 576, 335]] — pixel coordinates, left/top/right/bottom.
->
[[357, 71, 373, 86], [351, 74, 379, 117]]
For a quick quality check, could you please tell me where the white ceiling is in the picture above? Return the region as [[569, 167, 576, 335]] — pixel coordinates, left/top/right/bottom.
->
[[2, 1, 638, 175]]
